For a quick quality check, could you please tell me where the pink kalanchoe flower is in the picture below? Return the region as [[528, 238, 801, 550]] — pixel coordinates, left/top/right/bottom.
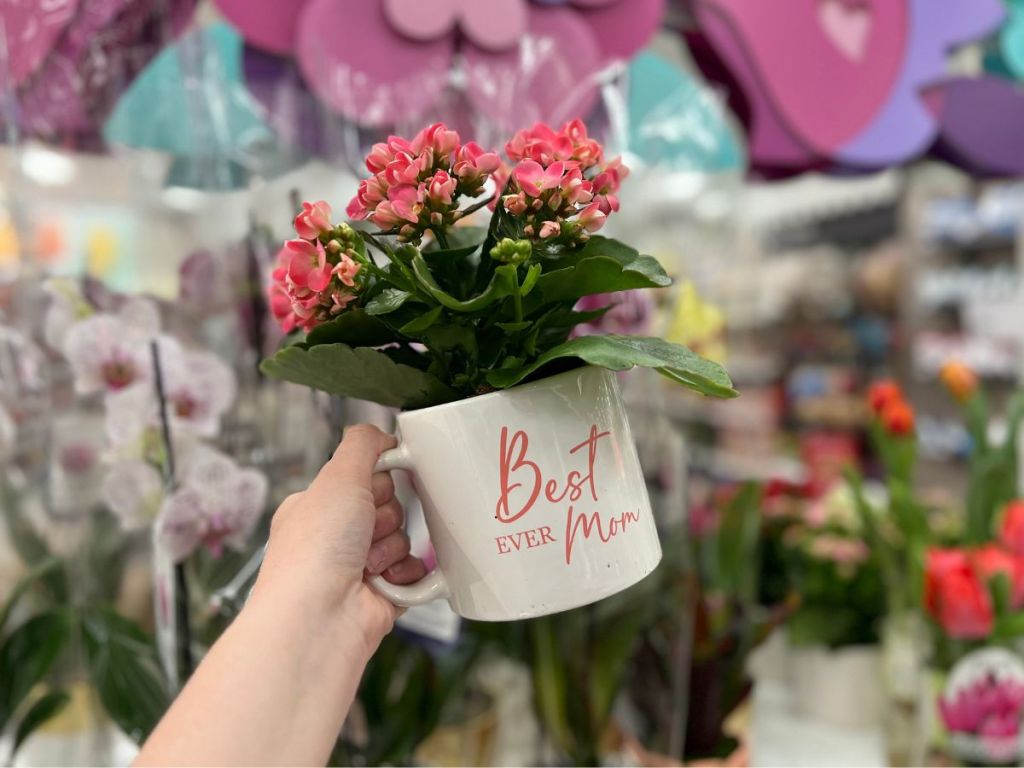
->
[[386, 184, 425, 225], [539, 221, 561, 239], [426, 169, 457, 206], [454, 141, 502, 183], [332, 254, 361, 288], [577, 202, 606, 232], [514, 159, 572, 197], [284, 238, 333, 292], [293, 200, 333, 240], [412, 122, 460, 157], [157, 447, 267, 562]]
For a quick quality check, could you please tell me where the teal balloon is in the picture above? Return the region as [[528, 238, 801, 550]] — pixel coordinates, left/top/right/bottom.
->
[[627, 51, 745, 173], [104, 23, 272, 158], [1001, 1, 1024, 79]]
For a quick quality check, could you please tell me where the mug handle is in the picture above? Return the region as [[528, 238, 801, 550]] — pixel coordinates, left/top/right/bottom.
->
[[369, 441, 451, 607]]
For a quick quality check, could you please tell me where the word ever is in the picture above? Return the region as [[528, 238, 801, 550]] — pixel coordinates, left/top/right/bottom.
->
[[494, 425, 640, 564]]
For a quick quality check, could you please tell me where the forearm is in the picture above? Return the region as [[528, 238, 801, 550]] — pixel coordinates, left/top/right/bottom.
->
[[135, 581, 375, 767]]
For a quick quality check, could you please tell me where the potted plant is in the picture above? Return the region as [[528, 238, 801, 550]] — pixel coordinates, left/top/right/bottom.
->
[[780, 484, 887, 729], [260, 120, 736, 619]]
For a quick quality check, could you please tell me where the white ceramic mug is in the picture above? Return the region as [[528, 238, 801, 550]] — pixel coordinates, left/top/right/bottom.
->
[[371, 365, 661, 621]]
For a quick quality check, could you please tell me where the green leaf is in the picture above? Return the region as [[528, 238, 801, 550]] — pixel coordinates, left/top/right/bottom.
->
[[529, 617, 572, 756], [304, 309, 401, 348], [528, 237, 671, 308], [496, 322, 532, 332], [485, 335, 737, 398], [399, 305, 443, 335], [260, 343, 460, 409], [412, 254, 517, 313], [365, 289, 414, 316], [520, 263, 542, 296], [13, 690, 70, 754], [0, 557, 63, 635], [424, 226, 486, 252], [0, 609, 72, 731], [420, 243, 481, 262], [82, 607, 170, 744]]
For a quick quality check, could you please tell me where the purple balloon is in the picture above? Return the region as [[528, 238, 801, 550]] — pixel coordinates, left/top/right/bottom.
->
[[929, 76, 1024, 177]]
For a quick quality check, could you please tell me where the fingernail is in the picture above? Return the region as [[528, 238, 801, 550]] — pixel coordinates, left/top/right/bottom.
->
[[367, 544, 386, 574]]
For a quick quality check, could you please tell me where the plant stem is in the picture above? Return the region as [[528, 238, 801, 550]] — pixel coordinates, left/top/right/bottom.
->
[[432, 227, 450, 250], [362, 232, 391, 256], [512, 269, 523, 323], [459, 197, 494, 220]]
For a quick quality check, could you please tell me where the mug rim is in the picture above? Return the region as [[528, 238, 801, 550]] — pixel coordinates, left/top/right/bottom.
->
[[398, 364, 608, 420]]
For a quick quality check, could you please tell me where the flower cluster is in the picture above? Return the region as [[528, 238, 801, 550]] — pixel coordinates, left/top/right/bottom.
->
[[867, 379, 915, 436], [502, 120, 627, 242], [270, 201, 366, 333], [346, 123, 501, 241], [939, 673, 1024, 756], [925, 509, 1024, 640]]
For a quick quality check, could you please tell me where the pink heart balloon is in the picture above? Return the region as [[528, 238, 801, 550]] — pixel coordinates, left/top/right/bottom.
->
[[818, 0, 872, 61], [296, 0, 453, 125], [383, 0, 527, 51], [464, 6, 601, 133], [213, 0, 306, 54], [580, 0, 665, 62], [1, 0, 78, 85], [697, 0, 907, 153]]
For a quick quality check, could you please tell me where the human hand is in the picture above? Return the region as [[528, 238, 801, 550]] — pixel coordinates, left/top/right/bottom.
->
[[254, 424, 426, 656]]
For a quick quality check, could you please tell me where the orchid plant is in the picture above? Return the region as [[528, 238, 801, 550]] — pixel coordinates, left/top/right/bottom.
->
[[45, 281, 267, 563], [260, 120, 736, 407]]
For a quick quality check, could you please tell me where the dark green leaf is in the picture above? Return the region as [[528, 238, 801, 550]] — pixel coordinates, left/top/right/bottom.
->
[[412, 255, 517, 312], [530, 617, 572, 755], [304, 309, 401, 348], [421, 243, 480, 262], [261, 343, 460, 409], [399, 305, 443, 335], [424, 226, 486, 252], [365, 289, 414, 316], [528, 237, 670, 308], [496, 322, 532, 332], [0, 558, 63, 634], [0, 609, 72, 730], [485, 335, 737, 398], [13, 690, 70, 754], [422, 325, 477, 357], [82, 607, 170, 744]]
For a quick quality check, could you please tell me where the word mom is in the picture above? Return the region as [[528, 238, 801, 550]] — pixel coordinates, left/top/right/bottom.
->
[[494, 425, 641, 564]]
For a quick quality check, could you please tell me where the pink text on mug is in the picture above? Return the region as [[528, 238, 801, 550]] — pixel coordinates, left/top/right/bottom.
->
[[494, 424, 643, 565]]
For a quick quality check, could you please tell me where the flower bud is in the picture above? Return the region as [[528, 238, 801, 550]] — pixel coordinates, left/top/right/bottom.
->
[[490, 238, 532, 265], [939, 360, 977, 403]]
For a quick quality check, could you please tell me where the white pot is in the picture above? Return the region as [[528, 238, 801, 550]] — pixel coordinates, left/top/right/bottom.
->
[[788, 644, 884, 729], [369, 366, 662, 621]]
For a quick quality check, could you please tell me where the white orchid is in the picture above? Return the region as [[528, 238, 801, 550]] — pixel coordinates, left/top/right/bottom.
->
[[62, 297, 161, 395], [104, 343, 236, 446], [156, 447, 267, 562], [102, 459, 165, 531]]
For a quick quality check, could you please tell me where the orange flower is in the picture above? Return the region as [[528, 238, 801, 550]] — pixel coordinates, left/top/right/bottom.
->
[[939, 360, 977, 403], [868, 379, 903, 415], [880, 397, 915, 436]]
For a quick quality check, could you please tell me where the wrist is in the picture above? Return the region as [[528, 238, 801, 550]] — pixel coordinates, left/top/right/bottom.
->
[[248, 568, 379, 663]]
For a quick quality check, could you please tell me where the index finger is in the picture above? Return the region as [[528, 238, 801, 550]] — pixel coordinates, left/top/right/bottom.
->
[[308, 424, 396, 499]]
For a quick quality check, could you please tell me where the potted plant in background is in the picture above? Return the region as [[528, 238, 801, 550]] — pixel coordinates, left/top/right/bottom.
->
[[780, 484, 886, 729], [260, 120, 736, 622]]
